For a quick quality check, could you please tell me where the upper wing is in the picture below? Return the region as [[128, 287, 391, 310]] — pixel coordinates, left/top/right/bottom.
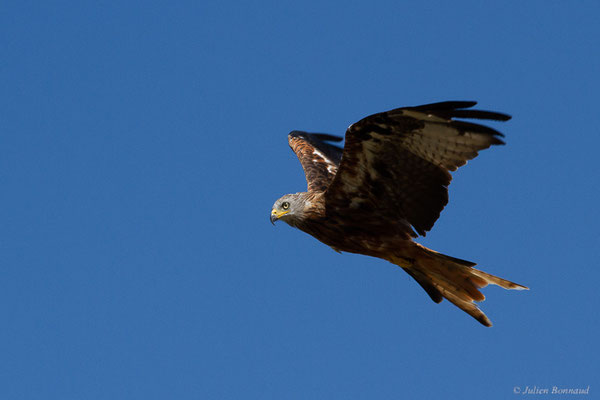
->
[[288, 131, 344, 192], [324, 101, 510, 236]]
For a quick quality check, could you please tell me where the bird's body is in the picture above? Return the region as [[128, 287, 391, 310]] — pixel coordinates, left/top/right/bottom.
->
[[270, 101, 527, 326], [283, 191, 408, 256]]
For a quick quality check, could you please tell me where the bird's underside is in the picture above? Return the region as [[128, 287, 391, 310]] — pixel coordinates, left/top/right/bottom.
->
[[270, 101, 528, 326]]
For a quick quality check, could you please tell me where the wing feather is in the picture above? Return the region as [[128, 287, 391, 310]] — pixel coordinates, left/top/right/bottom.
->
[[288, 131, 343, 193], [324, 101, 509, 236]]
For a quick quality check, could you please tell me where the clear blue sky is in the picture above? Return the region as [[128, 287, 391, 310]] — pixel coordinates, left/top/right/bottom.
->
[[2, 1, 599, 399]]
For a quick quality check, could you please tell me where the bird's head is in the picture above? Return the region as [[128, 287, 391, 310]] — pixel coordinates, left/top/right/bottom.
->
[[270, 193, 307, 226]]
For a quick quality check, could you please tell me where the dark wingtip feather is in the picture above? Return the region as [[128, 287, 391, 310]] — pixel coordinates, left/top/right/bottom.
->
[[443, 109, 512, 121], [309, 133, 344, 142], [288, 130, 309, 139], [410, 100, 478, 111], [406, 101, 511, 122], [451, 120, 506, 138], [289, 131, 343, 143]]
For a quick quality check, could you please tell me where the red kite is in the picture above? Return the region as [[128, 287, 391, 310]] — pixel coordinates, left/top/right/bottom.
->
[[270, 101, 527, 326]]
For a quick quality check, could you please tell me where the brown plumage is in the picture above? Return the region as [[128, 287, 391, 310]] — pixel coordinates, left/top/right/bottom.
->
[[270, 101, 527, 327]]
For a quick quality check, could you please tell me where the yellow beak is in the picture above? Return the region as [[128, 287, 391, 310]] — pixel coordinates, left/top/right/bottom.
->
[[270, 209, 289, 224]]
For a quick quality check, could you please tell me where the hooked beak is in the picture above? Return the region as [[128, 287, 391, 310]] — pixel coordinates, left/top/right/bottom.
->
[[270, 209, 288, 225]]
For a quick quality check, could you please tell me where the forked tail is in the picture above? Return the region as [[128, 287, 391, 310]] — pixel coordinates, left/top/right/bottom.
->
[[394, 244, 528, 327]]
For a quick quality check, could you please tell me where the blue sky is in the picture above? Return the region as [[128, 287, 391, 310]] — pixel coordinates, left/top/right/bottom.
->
[[2, 1, 599, 399]]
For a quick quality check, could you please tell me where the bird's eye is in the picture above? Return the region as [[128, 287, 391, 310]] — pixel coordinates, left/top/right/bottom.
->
[[281, 202, 290, 210]]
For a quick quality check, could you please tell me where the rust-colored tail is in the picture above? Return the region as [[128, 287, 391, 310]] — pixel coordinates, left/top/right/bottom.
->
[[393, 244, 528, 327]]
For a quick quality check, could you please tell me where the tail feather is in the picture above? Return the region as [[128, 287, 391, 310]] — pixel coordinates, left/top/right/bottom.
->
[[432, 280, 493, 327], [403, 268, 443, 303], [395, 244, 528, 327], [469, 267, 528, 291]]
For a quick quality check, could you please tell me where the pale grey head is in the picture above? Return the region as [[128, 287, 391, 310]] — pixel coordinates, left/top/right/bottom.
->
[[270, 193, 309, 227]]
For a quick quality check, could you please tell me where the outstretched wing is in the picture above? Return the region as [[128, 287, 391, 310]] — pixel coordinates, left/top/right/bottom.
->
[[325, 101, 510, 236], [288, 131, 344, 192]]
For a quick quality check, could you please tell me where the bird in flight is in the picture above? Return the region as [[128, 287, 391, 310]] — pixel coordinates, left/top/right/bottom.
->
[[270, 101, 527, 326]]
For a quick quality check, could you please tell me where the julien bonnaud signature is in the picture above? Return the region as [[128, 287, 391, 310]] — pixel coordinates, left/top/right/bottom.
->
[[514, 386, 590, 395]]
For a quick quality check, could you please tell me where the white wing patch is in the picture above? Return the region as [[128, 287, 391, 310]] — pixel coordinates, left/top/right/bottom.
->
[[402, 123, 491, 171], [312, 149, 338, 174], [396, 110, 500, 171]]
